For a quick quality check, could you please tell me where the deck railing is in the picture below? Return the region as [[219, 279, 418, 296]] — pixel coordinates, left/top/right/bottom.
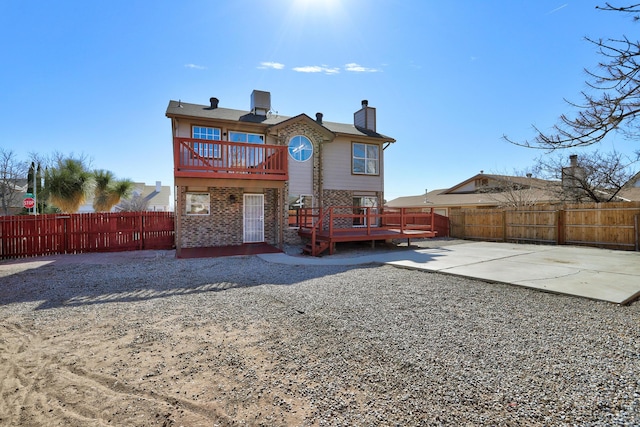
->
[[174, 138, 288, 180], [297, 206, 447, 250]]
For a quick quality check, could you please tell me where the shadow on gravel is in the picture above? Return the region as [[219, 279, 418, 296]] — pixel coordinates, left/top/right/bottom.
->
[[0, 251, 387, 311]]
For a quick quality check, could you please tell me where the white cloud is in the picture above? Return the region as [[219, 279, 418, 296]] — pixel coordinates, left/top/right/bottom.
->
[[345, 63, 380, 73], [258, 61, 285, 70], [293, 65, 340, 75], [184, 63, 206, 70]]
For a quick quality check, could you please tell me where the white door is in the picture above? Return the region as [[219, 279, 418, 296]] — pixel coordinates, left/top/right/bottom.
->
[[243, 194, 264, 243]]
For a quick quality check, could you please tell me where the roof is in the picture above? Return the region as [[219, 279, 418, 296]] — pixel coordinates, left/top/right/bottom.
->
[[387, 172, 640, 208], [386, 187, 561, 208], [166, 100, 396, 142], [386, 173, 562, 208]]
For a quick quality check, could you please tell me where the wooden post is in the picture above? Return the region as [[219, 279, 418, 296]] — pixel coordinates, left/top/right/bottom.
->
[[502, 210, 507, 242], [556, 209, 565, 245], [635, 214, 639, 252], [139, 212, 144, 250]]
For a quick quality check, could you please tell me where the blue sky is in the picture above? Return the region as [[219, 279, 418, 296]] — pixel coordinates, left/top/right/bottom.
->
[[1, 0, 637, 203]]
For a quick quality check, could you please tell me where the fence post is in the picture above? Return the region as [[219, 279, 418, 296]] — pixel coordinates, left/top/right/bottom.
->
[[139, 212, 144, 250], [556, 209, 565, 245], [635, 214, 639, 252], [502, 210, 507, 242]]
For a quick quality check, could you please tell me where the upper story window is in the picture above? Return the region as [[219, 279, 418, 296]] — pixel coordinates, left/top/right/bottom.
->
[[192, 126, 221, 158], [229, 131, 264, 144], [288, 135, 313, 162], [352, 143, 379, 175]]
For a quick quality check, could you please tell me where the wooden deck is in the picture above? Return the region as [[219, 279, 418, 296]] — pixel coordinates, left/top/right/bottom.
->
[[297, 207, 445, 256]]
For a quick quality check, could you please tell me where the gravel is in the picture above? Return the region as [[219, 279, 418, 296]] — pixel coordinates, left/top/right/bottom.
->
[[1, 247, 639, 426]]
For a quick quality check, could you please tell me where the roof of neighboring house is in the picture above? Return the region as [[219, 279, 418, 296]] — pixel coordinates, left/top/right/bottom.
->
[[386, 173, 562, 208], [619, 186, 640, 202], [165, 100, 396, 142], [387, 172, 640, 209]]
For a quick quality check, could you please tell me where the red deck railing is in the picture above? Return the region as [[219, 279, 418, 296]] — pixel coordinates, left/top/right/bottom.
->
[[296, 206, 448, 256], [174, 138, 288, 180]]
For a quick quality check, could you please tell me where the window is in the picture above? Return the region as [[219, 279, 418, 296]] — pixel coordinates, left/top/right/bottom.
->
[[353, 196, 378, 227], [352, 143, 379, 175], [185, 193, 210, 215], [228, 132, 265, 167], [288, 135, 313, 162], [192, 126, 221, 158], [288, 195, 313, 228], [228, 132, 264, 144]]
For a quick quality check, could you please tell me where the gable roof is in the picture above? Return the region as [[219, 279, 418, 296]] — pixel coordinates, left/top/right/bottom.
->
[[165, 100, 396, 142], [441, 173, 553, 194], [267, 113, 336, 141]]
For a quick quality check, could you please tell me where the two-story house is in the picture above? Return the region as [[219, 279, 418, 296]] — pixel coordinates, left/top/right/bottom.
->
[[166, 90, 403, 257]]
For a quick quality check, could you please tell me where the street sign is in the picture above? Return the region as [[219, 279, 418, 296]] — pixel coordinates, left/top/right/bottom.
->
[[23, 197, 35, 209]]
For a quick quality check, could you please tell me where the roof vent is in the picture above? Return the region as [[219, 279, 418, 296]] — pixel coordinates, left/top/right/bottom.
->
[[316, 112, 323, 124], [209, 97, 219, 109]]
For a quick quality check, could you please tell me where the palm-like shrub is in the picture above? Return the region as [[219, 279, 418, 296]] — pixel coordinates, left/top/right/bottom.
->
[[46, 158, 94, 213], [93, 169, 133, 212]]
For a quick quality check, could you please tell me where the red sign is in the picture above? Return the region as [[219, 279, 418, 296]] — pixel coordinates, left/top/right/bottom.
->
[[23, 197, 35, 209]]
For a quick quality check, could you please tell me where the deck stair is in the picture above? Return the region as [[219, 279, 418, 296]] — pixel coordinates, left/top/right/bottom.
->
[[296, 206, 447, 257], [301, 239, 331, 256]]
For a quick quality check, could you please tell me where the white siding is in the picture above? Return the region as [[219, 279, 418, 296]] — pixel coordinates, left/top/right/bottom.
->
[[454, 181, 476, 193], [175, 121, 190, 138], [322, 139, 384, 192], [288, 158, 313, 196]]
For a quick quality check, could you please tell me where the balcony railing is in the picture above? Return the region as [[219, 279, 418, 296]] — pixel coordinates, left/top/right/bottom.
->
[[173, 138, 288, 180]]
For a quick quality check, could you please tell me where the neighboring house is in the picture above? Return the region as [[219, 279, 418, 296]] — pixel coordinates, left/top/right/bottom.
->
[[165, 90, 395, 255], [0, 178, 28, 216], [388, 169, 640, 215], [386, 173, 563, 216], [78, 182, 172, 213], [619, 171, 640, 202]]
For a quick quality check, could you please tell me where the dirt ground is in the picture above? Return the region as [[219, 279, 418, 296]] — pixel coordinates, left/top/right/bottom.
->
[[0, 250, 313, 426]]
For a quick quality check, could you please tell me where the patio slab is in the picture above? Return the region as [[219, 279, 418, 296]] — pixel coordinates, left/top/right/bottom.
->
[[259, 242, 640, 305]]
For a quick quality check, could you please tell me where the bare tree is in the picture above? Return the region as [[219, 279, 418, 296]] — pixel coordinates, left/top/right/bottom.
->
[[535, 150, 640, 202], [505, 3, 640, 150], [116, 193, 150, 212], [0, 149, 28, 215]]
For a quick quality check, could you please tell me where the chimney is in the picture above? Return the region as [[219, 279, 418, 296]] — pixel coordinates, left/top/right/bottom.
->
[[209, 97, 219, 109], [570, 154, 578, 167], [354, 99, 376, 132], [316, 112, 323, 124]]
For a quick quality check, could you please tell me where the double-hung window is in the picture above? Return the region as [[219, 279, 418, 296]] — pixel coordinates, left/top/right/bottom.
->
[[192, 126, 221, 158], [352, 143, 379, 175]]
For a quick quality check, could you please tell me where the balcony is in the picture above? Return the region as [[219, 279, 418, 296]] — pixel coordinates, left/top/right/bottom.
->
[[173, 138, 288, 181]]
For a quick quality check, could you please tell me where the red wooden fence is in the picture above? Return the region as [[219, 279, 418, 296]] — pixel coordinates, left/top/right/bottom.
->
[[0, 212, 175, 259]]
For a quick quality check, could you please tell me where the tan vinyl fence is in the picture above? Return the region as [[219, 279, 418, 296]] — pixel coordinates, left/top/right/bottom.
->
[[449, 202, 640, 251]]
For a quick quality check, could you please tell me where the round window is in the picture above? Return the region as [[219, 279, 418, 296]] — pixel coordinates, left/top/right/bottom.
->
[[288, 135, 313, 162]]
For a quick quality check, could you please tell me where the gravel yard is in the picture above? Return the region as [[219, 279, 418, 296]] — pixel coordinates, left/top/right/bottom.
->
[[0, 246, 638, 426]]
